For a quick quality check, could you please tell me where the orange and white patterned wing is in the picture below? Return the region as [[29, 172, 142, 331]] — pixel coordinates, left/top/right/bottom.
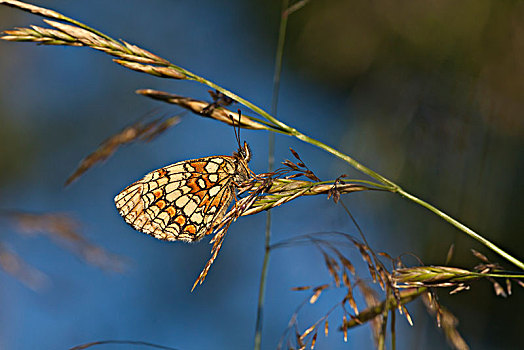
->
[[114, 156, 239, 242]]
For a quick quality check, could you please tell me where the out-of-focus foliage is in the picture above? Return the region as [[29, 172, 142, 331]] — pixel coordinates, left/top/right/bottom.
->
[[288, 0, 523, 137]]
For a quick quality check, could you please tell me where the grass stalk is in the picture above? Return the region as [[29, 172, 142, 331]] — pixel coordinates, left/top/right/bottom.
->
[[254, 1, 289, 349], [399, 190, 524, 270]]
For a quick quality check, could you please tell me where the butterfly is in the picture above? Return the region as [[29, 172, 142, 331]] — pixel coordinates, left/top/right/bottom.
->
[[114, 142, 252, 242]]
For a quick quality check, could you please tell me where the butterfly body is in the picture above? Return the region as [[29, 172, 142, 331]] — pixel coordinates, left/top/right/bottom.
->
[[115, 143, 251, 242]]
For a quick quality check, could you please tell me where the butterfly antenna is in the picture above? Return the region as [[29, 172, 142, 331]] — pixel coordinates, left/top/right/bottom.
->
[[233, 109, 242, 151]]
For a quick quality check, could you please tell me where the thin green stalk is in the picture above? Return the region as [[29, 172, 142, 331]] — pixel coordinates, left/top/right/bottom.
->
[[253, 233, 271, 350], [399, 190, 524, 270], [391, 308, 396, 350], [254, 1, 289, 350], [472, 272, 524, 278], [377, 288, 390, 350]]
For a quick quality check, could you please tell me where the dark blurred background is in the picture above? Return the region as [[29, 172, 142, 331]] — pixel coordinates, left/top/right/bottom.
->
[[0, 0, 522, 349]]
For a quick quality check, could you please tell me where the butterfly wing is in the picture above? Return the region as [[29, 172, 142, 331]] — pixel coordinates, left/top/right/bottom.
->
[[114, 156, 237, 242]]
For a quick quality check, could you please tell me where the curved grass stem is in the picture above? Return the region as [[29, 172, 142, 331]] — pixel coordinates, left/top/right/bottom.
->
[[399, 190, 524, 270]]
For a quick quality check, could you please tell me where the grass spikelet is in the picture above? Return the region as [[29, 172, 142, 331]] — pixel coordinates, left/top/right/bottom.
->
[[136, 89, 268, 130], [191, 228, 227, 291], [310, 332, 317, 349], [114, 60, 185, 79], [342, 315, 348, 342], [291, 286, 312, 291], [295, 330, 305, 349], [1, 0, 63, 21], [422, 294, 469, 350], [309, 284, 329, 304], [3, 25, 79, 45], [65, 114, 181, 186], [393, 266, 482, 288], [343, 281, 359, 314], [402, 305, 413, 326], [338, 254, 356, 275], [299, 324, 315, 340]]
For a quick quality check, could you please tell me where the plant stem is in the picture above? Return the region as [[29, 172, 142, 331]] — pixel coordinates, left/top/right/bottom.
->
[[341, 288, 427, 330], [391, 308, 396, 350], [399, 189, 524, 270], [254, 1, 289, 349], [253, 239, 271, 350]]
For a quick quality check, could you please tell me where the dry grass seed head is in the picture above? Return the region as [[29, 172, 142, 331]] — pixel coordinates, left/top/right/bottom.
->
[[310, 332, 317, 349], [422, 293, 469, 350], [342, 278, 359, 314], [136, 89, 267, 130], [342, 315, 348, 342], [0, 243, 49, 290], [291, 286, 312, 291], [309, 284, 329, 304], [65, 114, 180, 185], [9, 212, 125, 272]]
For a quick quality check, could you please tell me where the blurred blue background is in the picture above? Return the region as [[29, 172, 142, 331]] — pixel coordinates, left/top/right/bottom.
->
[[0, 1, 522, 349]]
